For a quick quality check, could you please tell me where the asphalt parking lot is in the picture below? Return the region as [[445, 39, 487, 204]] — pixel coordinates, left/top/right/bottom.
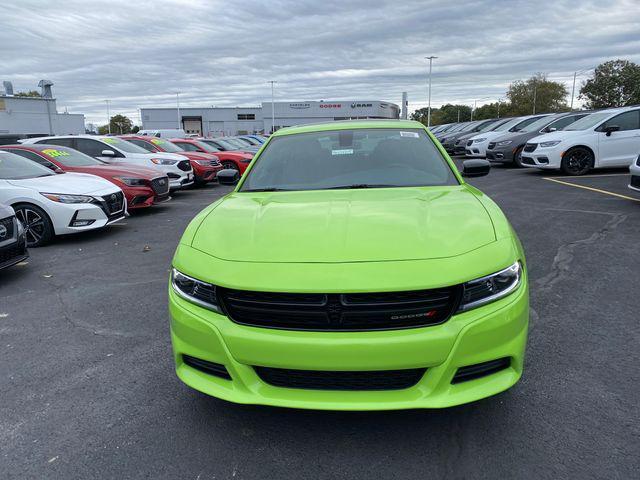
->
[[1, 161, 638, 479]]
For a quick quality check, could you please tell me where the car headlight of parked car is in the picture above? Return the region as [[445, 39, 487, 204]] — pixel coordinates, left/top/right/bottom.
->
[[459, 261, 522, 311], [151, 158, 178, 165], [496, 140, 513, 146], [473, 138, 487, 143], [40, 193, 95, 204], [194, 160, 213, 165], [114, 176, 147, 186], [539, 140, 562, 148], [171, 268, 222, 313]]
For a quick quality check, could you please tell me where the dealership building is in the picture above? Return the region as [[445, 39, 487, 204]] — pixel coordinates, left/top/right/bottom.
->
[[0, 81, 85, 144], [140, 100, 401, 137]]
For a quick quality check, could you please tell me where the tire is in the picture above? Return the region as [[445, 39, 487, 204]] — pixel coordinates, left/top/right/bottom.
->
[[13, 203, 54, 247], [513, 146, 525, 167], [561, 147, 593, 176], [221, 161, 239, 172]]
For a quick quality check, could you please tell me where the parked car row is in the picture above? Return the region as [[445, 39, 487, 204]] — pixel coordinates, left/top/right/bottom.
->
[[0, 133, 263, 270], [430, 106, 640, 185]]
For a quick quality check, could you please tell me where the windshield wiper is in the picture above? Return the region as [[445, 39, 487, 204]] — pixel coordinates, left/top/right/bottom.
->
[[327, 184, 398, 190], [242, 187, 292, 192]]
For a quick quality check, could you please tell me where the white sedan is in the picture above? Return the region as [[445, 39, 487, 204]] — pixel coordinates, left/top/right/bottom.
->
[[0, 151, 126, 247]]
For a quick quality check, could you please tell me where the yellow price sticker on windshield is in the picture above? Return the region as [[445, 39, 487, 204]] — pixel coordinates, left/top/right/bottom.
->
[[42, 149, 71, 158], [103, 138, 117, 144]]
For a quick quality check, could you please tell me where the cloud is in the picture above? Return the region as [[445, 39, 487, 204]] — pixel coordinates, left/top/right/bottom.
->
[[2, 0, 639, 124]]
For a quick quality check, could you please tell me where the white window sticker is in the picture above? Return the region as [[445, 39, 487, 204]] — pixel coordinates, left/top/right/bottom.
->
[[331, 148, 354, 156], [400, 131, 419, 138]]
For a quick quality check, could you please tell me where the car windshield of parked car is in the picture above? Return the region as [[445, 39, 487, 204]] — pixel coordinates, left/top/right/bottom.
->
[[495, 117, 528, 132], [477, 120, 502, 133], [240, 137, 260, 145], [240, 128, 458, 192], [147, 138, 184, 153], [563, 112, 614, 130], [0, 151, 55, 179], [214, 139, 242, 150], [36, 146, 104, 167], [101, 137, 150, 154], [520, 115, 561, 133], [193, 141, 221, 152], [489, 119, 511, 131]]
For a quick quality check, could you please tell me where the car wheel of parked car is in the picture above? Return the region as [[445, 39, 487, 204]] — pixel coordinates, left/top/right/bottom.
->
[[13, 203, 54, 247], [561, 147, 593, 176], [513, 146, 525, 167], [221, 161, 239, 172]]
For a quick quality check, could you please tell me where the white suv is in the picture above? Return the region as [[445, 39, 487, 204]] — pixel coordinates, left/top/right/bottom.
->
[[521, 107, 640, 175], [465, 115, 549, 158], [22, 135, 194, 190]]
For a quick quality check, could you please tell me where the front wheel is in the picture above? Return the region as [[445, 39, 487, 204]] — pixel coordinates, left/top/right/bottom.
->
[[513, 146, 525, 167], [13, 203, 54, 247], [221, 161, 239, 172], [561, 147, 593, 176]]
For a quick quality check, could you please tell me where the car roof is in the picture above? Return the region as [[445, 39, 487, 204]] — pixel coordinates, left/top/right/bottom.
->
[[274, 120, 425, 137]]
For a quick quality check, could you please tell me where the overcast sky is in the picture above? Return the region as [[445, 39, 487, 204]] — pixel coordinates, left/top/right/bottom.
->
[[2, 0, 640, 125]]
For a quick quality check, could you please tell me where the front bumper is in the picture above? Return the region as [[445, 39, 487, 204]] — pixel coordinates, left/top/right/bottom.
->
[[192, 163, 223, 183], [168, 172, 195, 190], [520, 149, 562, 169], [0, 222, 28, 271], [169, 275, 528, 411], [465, 141, 489, 158], [486, 145, 514, 163]]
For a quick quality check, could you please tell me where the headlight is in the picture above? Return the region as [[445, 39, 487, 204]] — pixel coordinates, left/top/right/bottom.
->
[[240, 158, 252, 163], [459, 261, 522, 311], [151, 158, 178, 165], [496, 140, 512, 146], [41, 193, 94, 204], [539, 140, 561, 148], [194, 159, 213, 165], [473, 138, 487, 143], [171, 268, 222, 313], [114, 176, 147, 186]]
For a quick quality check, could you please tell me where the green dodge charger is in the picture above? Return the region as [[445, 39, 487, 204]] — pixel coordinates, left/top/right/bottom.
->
[[169, 120, 529, 410]]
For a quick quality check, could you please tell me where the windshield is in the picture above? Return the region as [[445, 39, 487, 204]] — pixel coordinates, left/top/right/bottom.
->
[[0, 151, 55, 179], [215, 138, 244, 150], [477, 120, 501, 133], [494, 117, 528, 132], [38, 146, 103, 166], [147, 138, 184, 153], [239, 137, 260, 145], [101, 137, 150, 153], [564, 112, 613, 130], [191, 140, 220, 152], [240, 128, 458, 192], [521, 115, 560, 133]]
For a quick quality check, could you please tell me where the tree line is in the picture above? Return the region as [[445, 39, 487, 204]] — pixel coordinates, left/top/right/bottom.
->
[[412, 59, 640, 125]]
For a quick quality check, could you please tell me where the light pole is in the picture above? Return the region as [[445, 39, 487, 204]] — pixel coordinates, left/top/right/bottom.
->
[[570, 68, 592, 110], [425, 56, 437, 127], [176, 92, 182, 129], [497, 97, 504, 118], [471, 97, 491, 121], [532, 81, 537, 114], [268, 81, 277, 133], [105, 99, 111, 134]]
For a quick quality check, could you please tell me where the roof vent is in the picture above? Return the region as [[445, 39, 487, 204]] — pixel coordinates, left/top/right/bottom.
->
[[38, 79, 54, 98]]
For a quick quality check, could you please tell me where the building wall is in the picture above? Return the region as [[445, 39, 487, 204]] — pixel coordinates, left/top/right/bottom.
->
[[0, 96, 85, 136], [141, 100, 399, 136]]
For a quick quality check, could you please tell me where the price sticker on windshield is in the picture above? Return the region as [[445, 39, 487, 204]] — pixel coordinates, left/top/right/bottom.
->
[[400, 131, 419, 138], [331, 149, 354, 156], [42, 149, 70, 158]]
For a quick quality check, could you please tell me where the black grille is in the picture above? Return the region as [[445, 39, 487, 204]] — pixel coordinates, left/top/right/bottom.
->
[[523, 143, 537, 153], [0, 241, 27, 267], [94, 191, 125, 219], [0, 216, 15, 239], [151, 176, 170, 195], [466, 140, 473, 147], [177, 160, 191, 171], [521, 156, 535, 166], [630, 175, 640, 189], [218, 286, 462, 331], [451, 358, 511, 384], [487, 142, 496, 150], [255, 366, 426, 391], [183, 355, 231, 380]]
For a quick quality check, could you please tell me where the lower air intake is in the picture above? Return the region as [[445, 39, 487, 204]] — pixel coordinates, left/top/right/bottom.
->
[[451, 357, 511, 384], [254, 366, 426, 391], [183, 355, 231, 380]]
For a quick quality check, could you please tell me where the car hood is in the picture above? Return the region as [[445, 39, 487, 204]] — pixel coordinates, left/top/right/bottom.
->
[[528, 130, 584, 144], [468, 131, 506, 142], [191, 186, 496, 263], [491, 131, 536, 145], [7, 172, 120, 194]]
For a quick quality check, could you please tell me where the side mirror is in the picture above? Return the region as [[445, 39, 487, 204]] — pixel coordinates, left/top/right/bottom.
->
[[217, 168, 240, 185], [462, 159, 491, 178], [101, 149, 116, 157], [546, 127, 557, 133], [603, 125, 620, 136]]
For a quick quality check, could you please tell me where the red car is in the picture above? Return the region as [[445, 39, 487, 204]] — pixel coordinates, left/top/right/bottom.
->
[[120, 136, 222, 186], [169, 138, 253, 174], [0, 144, 170, 209]]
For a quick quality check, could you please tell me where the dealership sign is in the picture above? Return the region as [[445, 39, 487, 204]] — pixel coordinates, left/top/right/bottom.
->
[[351, 103, 373, 108], [319, 103, 342, 108], [289, 103, 310, 109]]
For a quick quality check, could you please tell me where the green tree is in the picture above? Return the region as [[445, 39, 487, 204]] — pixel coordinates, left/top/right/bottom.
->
[[579, 59, 640, 108], [131, 125, 140, 134], [109, 114, 134, 134], [472, 102, 511, 120], [15, 90, 41, 97], [97, 124, 110, 135], [507, 74, 569, 115], [411, 104, 471, 126]]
